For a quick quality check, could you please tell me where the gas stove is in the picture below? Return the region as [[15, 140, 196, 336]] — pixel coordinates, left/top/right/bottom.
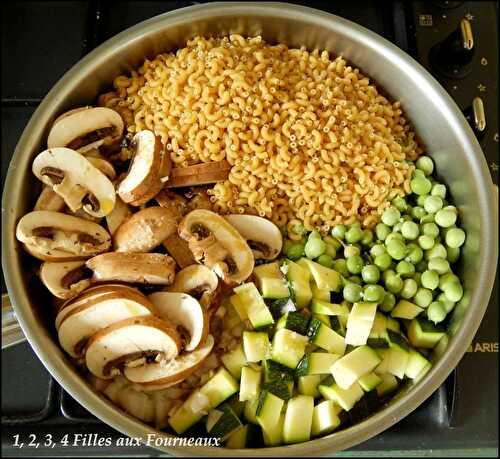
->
[[1, 1, 498, 457]]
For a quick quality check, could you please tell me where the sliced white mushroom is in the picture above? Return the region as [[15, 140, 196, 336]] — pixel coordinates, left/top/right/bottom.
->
[[113, 206, 177, 253], [58, 291, 156, 358], [86, 253, 176, 285], [85, 316, 181, 379], [34, 186, 65, 212], [32, 148, 116, 217], [117, 386, 155, 423], [124, 335, 215, 390], [178, 209, 254, 285], [16, 211, 111, 260], [224, 214, 283, 260], [86, 157, 117, 180], [55, 283, 144, 330], [148, 292, 207, 351], [39, 261, 91, 299], [166, 265, 218, 302], [117, 130, 168, 206], [105, 196, 131, 236], [47, 106, 124, 150]]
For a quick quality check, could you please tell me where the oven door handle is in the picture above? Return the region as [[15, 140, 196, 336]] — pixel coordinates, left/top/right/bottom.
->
[[2, 293, 27, 349]]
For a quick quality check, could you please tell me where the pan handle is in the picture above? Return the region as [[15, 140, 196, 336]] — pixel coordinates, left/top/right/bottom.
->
[[2, 293, 27, 349]]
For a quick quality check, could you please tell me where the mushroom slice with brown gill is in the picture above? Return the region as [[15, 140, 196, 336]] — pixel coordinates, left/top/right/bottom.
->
[[166, 264, 218, 305], [155, 190, 188, 221], [47, 106, 124, 151], [117, 130, 170, 206], [85, 316, 182, 379], [148, 292, 208, 352], [57, 289, 157, 358], [224, 214, 283, 260], [34, 186, 66, 212], [178, 209, 254, 285], [40, 261, 92, 300], [105, 196, 131, 236], [124, 335, 214, 391], [16, 211, 111, 261], [86, 253, 176, 285], [55, 283, 146, 330], [32, 148, 116, 217], [113, 206, 177, 253]]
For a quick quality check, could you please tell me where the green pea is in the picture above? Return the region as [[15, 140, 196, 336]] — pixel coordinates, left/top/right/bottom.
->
[[400, 278, 418, 299], [325, 244, 337, 258], [428, 257, 450, 275], [375, 223, 391, 241], [393, 222, 404, 233], [348, 276, 362, 285], [370, 243, 386, 257], [392, 196, 407, 212], [421, 270, 439, 290], [416, 195, 427, 207], [362, 264, 380, 284], [363, 284, 385, 302], [345, 226, 364, 244], [380, 292, 397, 312], [424, 195, 443, 214], [361, 229, 374, 246], [382, 207, 401, 226], [411, 206, 426, 220], [437, 292, 456, 313], [412, 272, 422, 285], [343, 283, 363, 303], [350, 222, 362, 229], [447, 246, 460, 263], [416, 156, 434, 175], [309, 230, 322, 240], [305, 238, 326, 259], [443, 281, 463, 302], [331, 225, 347, 240], [324, 236, 343, 251], [386, 239, 407, 260], [382, 269, 396, 283], [385, 232, 404, 245], [285, 243, 305, 260], [317, 254, 334, 268], [435, 208, 457, 228], [401, 221, 419, 240], [427, 301, 447, 323], [425, 243, 447, 260], [431, 183, 447, 199], [385, 274, 404, 294], [415, 260, 428, 273], [344, 245, 361, 258], [439, 272, 460, 290], [413, 169, 426, 179], [418, 234, 435, 250], [445, 228, 466, 248], [374, 253, 392, 271], [333, 259, 349, 277], [420, 213, 436, 224], [346, 255, 364, 274], [414, 288, 433, 308], [405, 244, 424, 264], [396, 260, 415, 277], [411, 177, 432, 195], [422, 222, 439, 238]]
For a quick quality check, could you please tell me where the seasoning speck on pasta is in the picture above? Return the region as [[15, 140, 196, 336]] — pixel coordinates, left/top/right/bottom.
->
[[101, 35, 422, 232]]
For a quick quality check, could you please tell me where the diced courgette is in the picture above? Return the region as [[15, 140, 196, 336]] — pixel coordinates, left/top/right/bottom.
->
[[283, 395, 314, 444]]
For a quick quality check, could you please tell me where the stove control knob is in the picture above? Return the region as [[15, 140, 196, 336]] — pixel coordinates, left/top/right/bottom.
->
[[464, 97, 487, 141], [430, 18, 475, 78]]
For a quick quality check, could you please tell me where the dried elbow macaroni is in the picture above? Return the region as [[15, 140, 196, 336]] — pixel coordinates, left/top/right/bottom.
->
[[101, 35, 421, 231]]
